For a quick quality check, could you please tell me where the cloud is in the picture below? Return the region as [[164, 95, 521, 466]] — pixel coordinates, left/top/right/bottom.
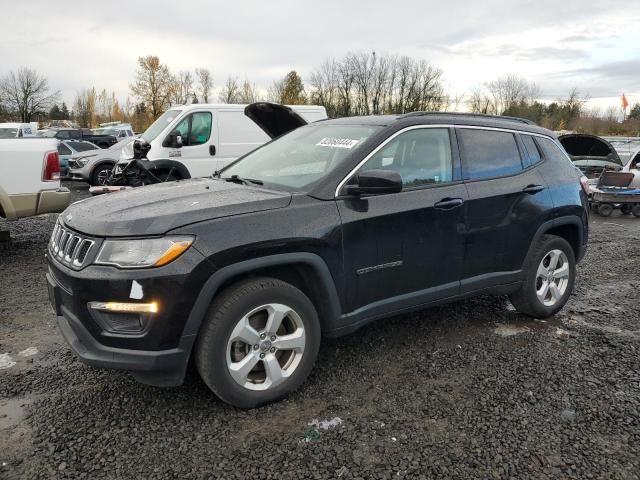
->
[[0, 0, 638, 108]]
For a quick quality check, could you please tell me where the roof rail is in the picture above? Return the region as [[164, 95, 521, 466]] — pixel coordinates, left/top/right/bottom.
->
[[400, 111, 537, 125]]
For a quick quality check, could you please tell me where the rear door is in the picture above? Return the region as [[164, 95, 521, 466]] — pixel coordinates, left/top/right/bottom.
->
[[457, 128, 553, 291], [338, 126, 467, 315]]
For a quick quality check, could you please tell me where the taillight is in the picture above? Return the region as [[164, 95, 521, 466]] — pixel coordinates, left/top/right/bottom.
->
[[43, 151, 60, 181], [579, 175, 590, 195]]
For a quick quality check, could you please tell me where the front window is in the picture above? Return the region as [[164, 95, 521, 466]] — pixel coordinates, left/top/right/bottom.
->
[[173, 112, 212, 146], [0, 128, 18, 138], [141, 109, 182, 142], [222, 124, 381, 190], [358, 128, 453, 187]]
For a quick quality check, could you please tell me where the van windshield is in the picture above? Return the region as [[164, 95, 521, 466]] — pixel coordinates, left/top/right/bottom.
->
[[222, 124, 381, 191], [141, 110, 182, 143], [0, 128, 18, 138]]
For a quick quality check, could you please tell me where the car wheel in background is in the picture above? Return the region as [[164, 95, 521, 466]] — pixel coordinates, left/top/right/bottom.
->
[[597, 203, 613, 217], [633, 204, 640, 218], [509, 234, 576, 318], [195, 277, 321, 408], [91, 163, 114, 186]]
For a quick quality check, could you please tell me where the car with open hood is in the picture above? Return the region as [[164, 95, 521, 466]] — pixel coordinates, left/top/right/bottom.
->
[[47, 112, 589, 408], [559, 133, 623, 187]]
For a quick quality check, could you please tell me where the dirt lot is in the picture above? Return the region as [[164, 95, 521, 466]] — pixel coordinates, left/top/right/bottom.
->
[[1, 182, 639, 479]]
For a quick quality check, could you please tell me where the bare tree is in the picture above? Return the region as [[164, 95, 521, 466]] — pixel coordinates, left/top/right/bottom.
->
[[0, 67, 59, 122], [468, 87, 492, 114], [237, 79, 260, 103], [130, 55, 174, 119], [219, 76, 240, 103], [171, 71, 194, 105], [195, 68, 213, 103], [485, 74, 530, 114]]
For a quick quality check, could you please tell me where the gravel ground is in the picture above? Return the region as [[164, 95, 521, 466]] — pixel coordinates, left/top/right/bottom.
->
[[1, 181, 639, 479]]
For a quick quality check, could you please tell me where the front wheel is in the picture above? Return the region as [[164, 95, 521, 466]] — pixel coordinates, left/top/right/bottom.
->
[[195, 277, 321, 408], [91, 163, 114, 186], [509, 235, 576, 318]]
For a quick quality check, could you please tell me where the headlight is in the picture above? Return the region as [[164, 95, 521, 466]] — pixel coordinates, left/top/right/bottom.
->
[[76, 157, 90, 166], [95, 236, 194, 268]]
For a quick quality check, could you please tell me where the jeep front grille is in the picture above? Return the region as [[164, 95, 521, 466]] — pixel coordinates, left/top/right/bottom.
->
[[49, 222, 95, 268]]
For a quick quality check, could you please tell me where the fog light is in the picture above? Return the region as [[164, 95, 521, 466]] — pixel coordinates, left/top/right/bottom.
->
[[89, 301, 158, 314]]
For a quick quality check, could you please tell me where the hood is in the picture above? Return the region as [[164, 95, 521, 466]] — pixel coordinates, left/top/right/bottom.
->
[[61, 178, 291, 237], [558, 134, 622, 166], [244, 102, 308, 139]]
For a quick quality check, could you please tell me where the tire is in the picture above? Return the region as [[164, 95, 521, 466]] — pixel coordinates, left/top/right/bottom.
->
[[597, 203, 613, 217], [195, 277, 321, 408], [509, 234, 576, 318], [621, 204, 633, 215], [633, 204, 640, 218], [91, 163, 114, 186]]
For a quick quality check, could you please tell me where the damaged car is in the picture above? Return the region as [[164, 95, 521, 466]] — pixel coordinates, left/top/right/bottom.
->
[[559, 133, 623, 187]]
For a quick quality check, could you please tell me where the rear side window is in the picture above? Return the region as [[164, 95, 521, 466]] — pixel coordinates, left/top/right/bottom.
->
[[459, 129, 523, 180], [520, 134, 542, 166], [58, 143, 72, 155], [536, 137, 571, 163]]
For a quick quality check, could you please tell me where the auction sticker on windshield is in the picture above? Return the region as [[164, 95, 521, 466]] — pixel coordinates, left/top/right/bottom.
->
[[316, 138, 359, 149]]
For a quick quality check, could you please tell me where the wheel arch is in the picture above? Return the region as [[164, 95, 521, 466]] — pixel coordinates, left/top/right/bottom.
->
[[180, 253, 342, 351], [527, 216, 585, 264], [148, 159, 192, 179]]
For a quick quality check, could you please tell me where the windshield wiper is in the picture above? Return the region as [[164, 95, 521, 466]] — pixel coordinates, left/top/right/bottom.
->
[[223, 174, 263, 186]]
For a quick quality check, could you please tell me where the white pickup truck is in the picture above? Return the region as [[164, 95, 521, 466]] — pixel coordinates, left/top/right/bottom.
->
[[0, 139, 70, 220]]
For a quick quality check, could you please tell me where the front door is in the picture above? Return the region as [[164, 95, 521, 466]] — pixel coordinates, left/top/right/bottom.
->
[[172, 111, 215, 177], [337, 127, 467, 318]]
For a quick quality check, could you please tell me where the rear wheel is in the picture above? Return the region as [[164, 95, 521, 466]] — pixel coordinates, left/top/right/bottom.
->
[[597, 203, 613, 217], [91, 163, 114, 186], [509, 235, 576, 318], [633, 204, 640, 218], [195, 277, 321, 408]]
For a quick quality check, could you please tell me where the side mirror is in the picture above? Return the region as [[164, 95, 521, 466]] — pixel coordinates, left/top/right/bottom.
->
[[345, 169, 403, 196], [163, 130, 183, 148]]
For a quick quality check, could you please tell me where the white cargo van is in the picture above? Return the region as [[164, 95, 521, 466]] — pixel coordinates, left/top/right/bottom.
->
[[121, 103, 327, 178], [0, 122, 38, 138]]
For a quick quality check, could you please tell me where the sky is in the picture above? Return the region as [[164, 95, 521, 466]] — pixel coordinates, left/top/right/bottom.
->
[[1, 0, 639, 113]]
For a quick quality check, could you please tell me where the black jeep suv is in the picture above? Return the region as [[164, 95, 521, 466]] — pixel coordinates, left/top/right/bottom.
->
[[47, 112, 589, 408]]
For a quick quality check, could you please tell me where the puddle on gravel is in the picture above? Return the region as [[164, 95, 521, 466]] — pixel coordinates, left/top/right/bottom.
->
[[0, 354, 16, 370], [494, 324, 531, 337], [0, 398, 31, 430]]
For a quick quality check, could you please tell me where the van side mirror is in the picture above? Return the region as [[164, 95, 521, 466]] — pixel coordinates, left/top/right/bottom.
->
[[163, 130, 183, 148], [344, 170, 403, 196]]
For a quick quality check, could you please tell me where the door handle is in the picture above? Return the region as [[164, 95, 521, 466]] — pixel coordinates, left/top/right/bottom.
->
[[522, 184, 545, 194], [434, 198, 464, 211], [209, 145, 216, 156]]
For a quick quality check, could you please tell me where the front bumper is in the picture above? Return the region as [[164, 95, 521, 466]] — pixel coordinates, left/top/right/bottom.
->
[[67, 166, 91, 182], [46, 243, 214, 386]]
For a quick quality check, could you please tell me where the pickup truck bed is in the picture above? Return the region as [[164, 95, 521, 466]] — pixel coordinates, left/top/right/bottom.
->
[[0, 138, 70, 219]]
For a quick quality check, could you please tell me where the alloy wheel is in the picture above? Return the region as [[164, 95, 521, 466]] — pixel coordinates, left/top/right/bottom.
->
[[535, 249, 570, 307], [225, 303, 306, 391]]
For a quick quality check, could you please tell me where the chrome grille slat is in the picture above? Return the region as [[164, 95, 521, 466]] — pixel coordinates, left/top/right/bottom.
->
[[49, 221, 95, 269]]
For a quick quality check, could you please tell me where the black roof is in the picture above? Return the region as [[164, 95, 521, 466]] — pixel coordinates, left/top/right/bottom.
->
[[318, 112, 551, 136]]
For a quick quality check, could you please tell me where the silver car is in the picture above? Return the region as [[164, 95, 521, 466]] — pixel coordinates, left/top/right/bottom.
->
[[67, 137, 136, 186]]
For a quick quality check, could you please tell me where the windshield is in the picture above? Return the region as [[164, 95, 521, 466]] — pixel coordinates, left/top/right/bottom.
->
[[109, 136, 135, 150], [41, 130, 58, 138], [0, 128, 18, 138], [222, 124, 381, 190], [141, 110, 181, 142]]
